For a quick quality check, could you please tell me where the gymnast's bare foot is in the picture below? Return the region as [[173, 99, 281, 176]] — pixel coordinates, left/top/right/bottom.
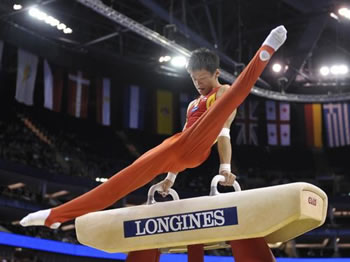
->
[[262, 25, 287, 51], [20, 209, 61, 229]]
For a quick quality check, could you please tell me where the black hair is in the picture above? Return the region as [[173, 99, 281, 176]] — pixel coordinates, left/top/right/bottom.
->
[[186, 48, 220, 74]]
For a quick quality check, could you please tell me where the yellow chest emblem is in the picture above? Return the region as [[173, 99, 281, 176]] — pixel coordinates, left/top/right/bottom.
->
[[206, 93, 216, 109]]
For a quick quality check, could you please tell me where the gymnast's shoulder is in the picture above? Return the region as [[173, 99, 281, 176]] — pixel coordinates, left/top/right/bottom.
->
[[217, 84, 231, 97]]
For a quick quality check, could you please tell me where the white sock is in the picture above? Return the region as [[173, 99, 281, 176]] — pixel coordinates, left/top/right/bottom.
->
[[20, 209, 61, 229], [262, 25, 287, 51]]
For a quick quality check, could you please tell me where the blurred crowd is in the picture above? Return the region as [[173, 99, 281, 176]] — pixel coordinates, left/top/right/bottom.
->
[[0, 116, 128, 180]]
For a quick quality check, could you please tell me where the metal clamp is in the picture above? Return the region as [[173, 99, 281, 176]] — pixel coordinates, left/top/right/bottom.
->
[[209, 175, 241, 196], [147, 184, 180, 205]]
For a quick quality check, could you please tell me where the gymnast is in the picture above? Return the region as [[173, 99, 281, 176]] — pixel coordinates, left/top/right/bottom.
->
[[155, 47, 237, 197], [21, 25, 287, 261]]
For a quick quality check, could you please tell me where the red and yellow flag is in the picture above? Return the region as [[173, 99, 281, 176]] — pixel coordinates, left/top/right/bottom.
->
[[304, 104, 323, 148]]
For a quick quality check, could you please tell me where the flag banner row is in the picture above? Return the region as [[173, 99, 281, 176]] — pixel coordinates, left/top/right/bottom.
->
[[15, 50, 111, 126], [233, 98, 350, 148], [8, 48, 350, 146]]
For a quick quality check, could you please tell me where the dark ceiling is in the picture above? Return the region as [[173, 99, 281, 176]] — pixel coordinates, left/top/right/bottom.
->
[[0, 0, 350, 96]]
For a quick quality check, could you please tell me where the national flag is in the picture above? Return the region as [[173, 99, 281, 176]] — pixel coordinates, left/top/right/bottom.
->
[[123, 85, 145, 129], [323, 103, 350, 147], [179, 93, 192, 128], [304, 104, 323, 148], [266, 100, 290, 146], [15, 49, 38, 105], [157, 90, 173, 135], [43, 60, 63, 112], [235, 100, 259, 145], [96, 77, 111, 126], [67, 71, 90, 118]]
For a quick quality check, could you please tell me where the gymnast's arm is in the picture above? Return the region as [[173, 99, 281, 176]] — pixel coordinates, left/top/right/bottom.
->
[[216, 85, 237, 186]]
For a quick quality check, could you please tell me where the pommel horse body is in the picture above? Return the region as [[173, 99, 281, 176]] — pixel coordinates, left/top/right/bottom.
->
[[75, 176, 327, 256]]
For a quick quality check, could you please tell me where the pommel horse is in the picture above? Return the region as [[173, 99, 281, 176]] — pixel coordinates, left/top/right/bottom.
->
[[75, 176, 328, 259]]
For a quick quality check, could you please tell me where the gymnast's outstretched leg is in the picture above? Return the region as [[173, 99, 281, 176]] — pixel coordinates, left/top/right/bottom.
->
[[20, 26, 287, 229]]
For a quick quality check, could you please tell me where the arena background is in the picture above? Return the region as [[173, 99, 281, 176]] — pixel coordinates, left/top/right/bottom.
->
[[0, 0, 349, 261]]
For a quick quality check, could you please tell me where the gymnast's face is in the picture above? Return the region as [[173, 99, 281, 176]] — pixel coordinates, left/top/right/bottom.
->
[[190, 69, 219, 96]]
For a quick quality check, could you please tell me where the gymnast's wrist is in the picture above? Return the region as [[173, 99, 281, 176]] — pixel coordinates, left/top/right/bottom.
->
[[219, 163, 231, 173], [166, 172, 177, 183], [218, 127, 230, 138]]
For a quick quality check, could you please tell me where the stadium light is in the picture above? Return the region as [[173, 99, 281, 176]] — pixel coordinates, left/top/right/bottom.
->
[[28, 7, 73, 34], [159, 55, 172, 63], [320, 66, 330, 76], [63, 27, 73, 34], [45, 16, 60, 27], [338, 7, 350, 20], [330, 65, 348, 75], [272, 63, 282, 73], [331, 65, 340, 75], [57, 23, 66, 30], [96, 177, 108, 183], [28, 7, 41, 18], [320, 64, 348, 76], [330, 12, 339, 20], [339, 65, 348, 74], [163, 55, 171, 62], [13, 4, 22, 10], [170, 56, 187, 68]]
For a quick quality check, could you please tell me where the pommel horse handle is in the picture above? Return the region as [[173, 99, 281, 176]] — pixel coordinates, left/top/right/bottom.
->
[[210, 175, 241, 196], [147, 184, 180, 205]]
